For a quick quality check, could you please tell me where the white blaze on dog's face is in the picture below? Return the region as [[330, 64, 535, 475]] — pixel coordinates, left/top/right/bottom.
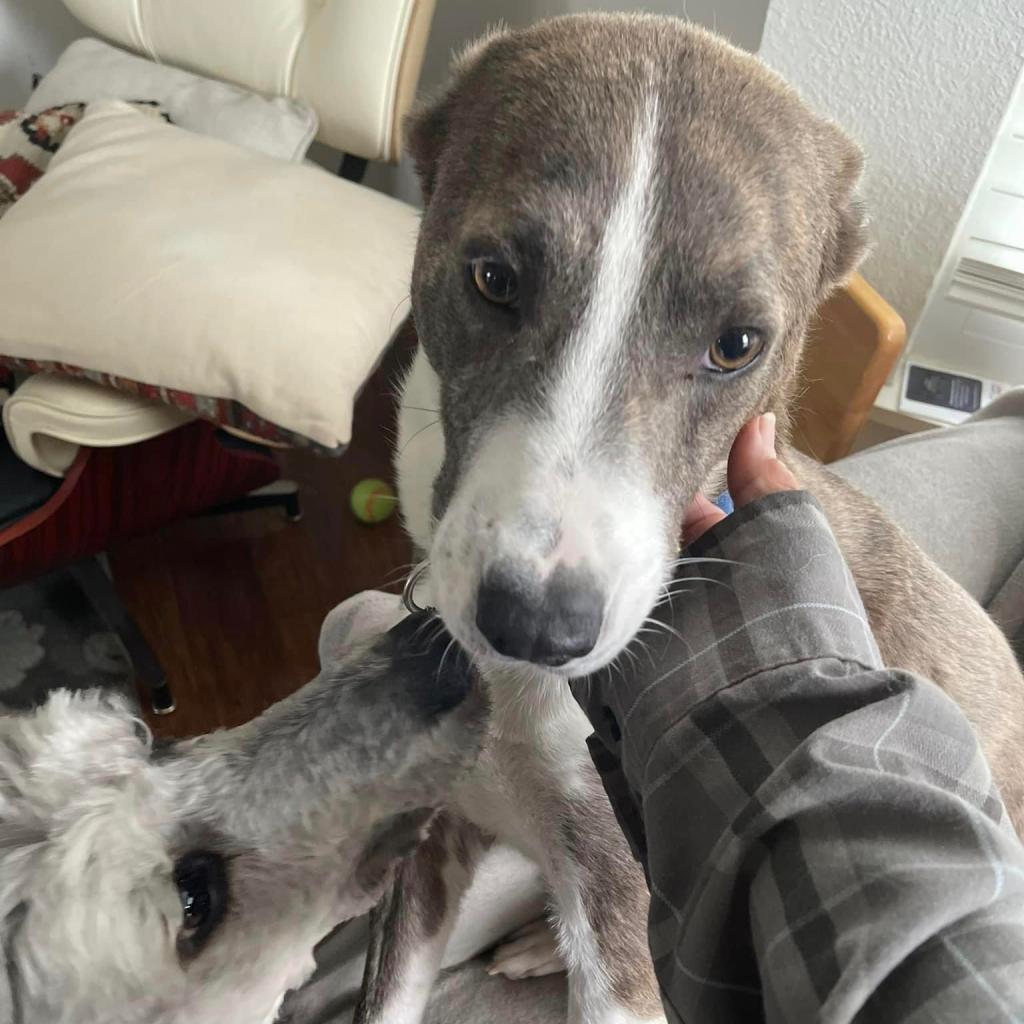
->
[[400, 16, 866, 675], [428, 99, 667, 673], [0, 604, 484, 1024]]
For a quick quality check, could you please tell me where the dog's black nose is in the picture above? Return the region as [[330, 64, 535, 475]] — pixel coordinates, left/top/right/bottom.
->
[[475, 565, 603, 667]]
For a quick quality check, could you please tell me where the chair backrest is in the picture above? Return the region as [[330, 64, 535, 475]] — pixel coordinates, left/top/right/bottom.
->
[[792, 274, 907, 463], [60, 0, 436, 162]]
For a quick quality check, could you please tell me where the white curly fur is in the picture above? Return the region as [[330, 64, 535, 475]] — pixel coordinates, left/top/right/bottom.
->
[[0, 691, 185, 1021]]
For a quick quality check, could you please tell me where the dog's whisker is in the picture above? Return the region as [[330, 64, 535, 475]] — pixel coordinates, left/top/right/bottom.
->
[[376, 562, 422, 589], [664, 556, 747, 569], [622, 644, 640, 672], [667, 575, 735, 593], [659, 581, 696, 597], [603, 664, 614, 686], [416, 619, 443, 645], [387, 293, 413, 331], [632, 636, 657, 669], [610, 651, 630, 687], [398, 419, 440, 455], [643, 617, 693, 658], [408, 611, 441, 645], [636, 624, 672, 661], [435, 637, 458, 686], [654, 586, 695, 610], [607, 656, 621, 685], [386, 370, 412, 404], [415, 617, 446, 647]]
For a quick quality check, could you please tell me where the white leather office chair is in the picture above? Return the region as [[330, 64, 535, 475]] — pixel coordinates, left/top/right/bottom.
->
[[60, 0, 436, 172]]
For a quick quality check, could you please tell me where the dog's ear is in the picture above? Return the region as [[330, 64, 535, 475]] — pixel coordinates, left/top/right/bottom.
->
[[355, 808, 437, 891], [318, 592, 407, 669], [404, 92, 451, 201], [816, 119, 869, 296], [405, 25, 510, 202]]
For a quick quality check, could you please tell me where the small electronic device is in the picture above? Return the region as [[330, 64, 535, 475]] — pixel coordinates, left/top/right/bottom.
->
[[899, 362, 1011, 425]]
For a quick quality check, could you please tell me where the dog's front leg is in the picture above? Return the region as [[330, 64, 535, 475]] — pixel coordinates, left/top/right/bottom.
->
[[355, 813, 484, 1024], [545, 775, 667, 1024]]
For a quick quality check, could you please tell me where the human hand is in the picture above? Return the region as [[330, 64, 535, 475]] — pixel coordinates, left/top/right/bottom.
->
[[682, 413, 799, 545]]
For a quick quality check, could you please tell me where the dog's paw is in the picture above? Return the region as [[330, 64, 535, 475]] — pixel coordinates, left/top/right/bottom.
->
[[487, 916, 565, 980]]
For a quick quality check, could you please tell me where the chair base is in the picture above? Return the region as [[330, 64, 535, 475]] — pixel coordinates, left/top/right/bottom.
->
[[69, 555, 174, 716], [200, 479, 302, 522], [150, 683, 176, 715]]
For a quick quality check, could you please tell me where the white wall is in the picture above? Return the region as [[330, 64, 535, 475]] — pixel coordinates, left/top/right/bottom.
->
[[759, 0, 1024, 332], [0, 0, 87, 108], [361, 0, 769, 204]]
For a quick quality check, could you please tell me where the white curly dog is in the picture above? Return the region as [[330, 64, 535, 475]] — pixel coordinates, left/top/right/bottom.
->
[[0, 593, 484, 1024]]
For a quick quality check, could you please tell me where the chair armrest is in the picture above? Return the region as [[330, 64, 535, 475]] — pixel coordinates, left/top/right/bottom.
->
[[792, 273, 907, 463]]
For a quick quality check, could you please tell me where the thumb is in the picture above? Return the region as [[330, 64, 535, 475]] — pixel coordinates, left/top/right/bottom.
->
[[727, 413, 799, 508]]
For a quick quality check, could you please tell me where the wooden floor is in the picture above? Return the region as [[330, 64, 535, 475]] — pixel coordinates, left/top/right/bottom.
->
[[112, 335, 417, 739]]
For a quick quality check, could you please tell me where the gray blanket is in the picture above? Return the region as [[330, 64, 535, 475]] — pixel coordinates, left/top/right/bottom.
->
[[835, 388, 1024, 660]]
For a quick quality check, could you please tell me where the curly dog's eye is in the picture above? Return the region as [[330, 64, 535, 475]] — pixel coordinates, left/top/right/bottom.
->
[[181, 879, 210, 932], [174, 851, 228, 958]]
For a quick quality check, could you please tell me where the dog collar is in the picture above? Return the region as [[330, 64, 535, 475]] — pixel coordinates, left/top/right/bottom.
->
[[402, 560, 433, 614]]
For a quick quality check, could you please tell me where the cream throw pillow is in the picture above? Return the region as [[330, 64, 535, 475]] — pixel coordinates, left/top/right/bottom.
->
[[0, 101, 419, 451]]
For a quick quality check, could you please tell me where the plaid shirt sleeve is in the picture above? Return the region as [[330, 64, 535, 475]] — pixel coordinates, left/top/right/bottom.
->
[[570, 491, 1024, 1023]]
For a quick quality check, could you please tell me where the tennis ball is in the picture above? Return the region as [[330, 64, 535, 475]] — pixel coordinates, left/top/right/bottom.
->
[[350, 478, 397, 524]]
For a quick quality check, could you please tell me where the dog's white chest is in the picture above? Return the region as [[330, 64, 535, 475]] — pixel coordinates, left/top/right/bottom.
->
[[455, 665, 595, 859]]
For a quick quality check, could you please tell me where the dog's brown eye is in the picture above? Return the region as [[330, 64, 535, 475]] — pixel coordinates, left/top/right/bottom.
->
[[471, 258, 518, 305], [704, 328, 764, 373]]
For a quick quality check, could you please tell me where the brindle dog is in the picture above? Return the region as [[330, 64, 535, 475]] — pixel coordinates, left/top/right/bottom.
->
[[359, 15, 1024, 1024]]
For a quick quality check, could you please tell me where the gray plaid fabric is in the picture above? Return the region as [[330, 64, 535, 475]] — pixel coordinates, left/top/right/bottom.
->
[[571, 491, 1024, 1023]]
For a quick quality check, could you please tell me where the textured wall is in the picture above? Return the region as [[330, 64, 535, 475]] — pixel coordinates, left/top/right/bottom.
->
[[760, 0, 1024, 331], [361, 0, 769, 205]]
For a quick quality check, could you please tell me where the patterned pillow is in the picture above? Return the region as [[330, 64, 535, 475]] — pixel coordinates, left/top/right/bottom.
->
[[0, 105, 85, 219], [1, 102, 172, 221]]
